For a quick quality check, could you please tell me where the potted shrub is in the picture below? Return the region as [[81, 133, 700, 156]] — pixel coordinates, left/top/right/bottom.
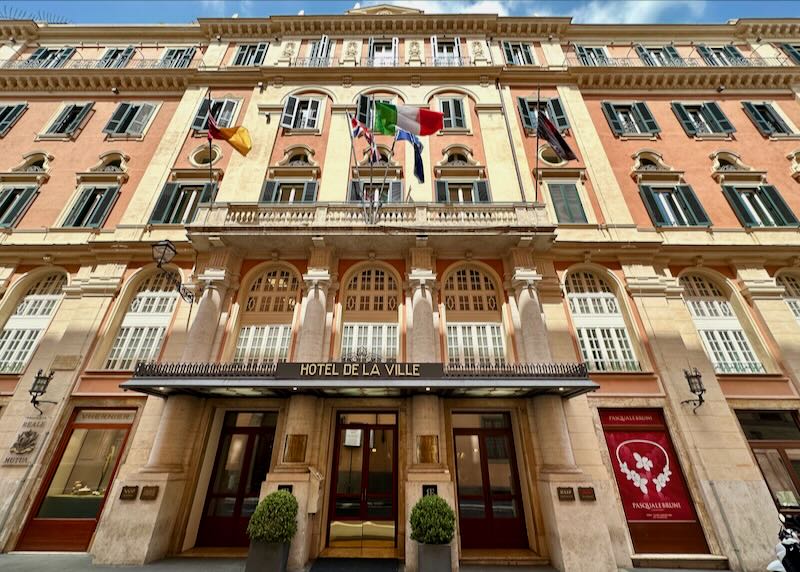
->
[[410, 494, 456, 572], [245, 490, 298, 572]]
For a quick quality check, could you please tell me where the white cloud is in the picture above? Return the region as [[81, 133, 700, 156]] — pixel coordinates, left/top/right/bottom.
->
[[364, 0, 518, 17], [568, 1, 707, 24], [298, 9, 305, 15], [353, 2, 362, 9], [200, 0, 227, 16]]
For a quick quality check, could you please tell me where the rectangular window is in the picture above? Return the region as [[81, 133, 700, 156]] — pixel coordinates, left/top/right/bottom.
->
[[232, 42, 269, 66], [341, 323, 398, 361], [279, 96, 322, 130], [44, 103, 93, 137], [782, 44, 800, 65], [103, 102, 156, 137], [722, 185, 798, 228], [576, 327, 639, 372], [234, 324, 292, 364], [97, 46, 134, 69], [743, 102, 794, 136], [446, 323, 505, 366], [191, 98, 238, 131], [431, 35, 462, 66], [671, 102, 735, 136], [158, 47, 196, 68], [62, 186, 119, 228], [502, 42, 535, 65], [0, 328, 43, 373], [261, 180, 318, 203], [517, 97, 569, 132], [601, 101, 660, 136], [548, 183, 587, 223], [575, 45, 609, 66], [698, 329, 764, 374], [0, 103, 27, 136], [24, 47, 75, 69], [149, 182, 216, 224], [0, 186, 37, 228], [697, 44, 745, 66], [105, 326, 166, 370], [367, 37, 398, 66], [440, 97, 466, 129], [639, 184, 710, 227], [435, 180, 490, 203], [349, 181, 403, 203], [636, 45, 683, 66], [307, 35, 335, 66]]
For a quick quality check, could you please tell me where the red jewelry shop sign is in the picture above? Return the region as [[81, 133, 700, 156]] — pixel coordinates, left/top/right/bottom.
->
[[600, 409, 709, 554]]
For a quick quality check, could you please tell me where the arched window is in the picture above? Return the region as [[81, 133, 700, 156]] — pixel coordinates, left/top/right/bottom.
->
[[680, 273, 763, 373], [443, 266, 504, 366], [777, 274, 800, 321], [104, 272, 179, 370], [234, 267, 300, 364], [341, 267, 399, 361], [565, 270, 639, 372], [0, 272, 66, 373]]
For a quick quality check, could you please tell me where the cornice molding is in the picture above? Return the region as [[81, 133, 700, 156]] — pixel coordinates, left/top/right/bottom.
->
[[0, 68, 192, 92]]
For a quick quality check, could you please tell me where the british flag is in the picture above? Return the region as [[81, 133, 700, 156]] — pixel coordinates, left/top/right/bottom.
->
[[349, 113, 380, 163]]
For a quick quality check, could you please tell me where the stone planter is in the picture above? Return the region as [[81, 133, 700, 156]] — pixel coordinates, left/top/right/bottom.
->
[[418, 543, 452, 572], [245, 540, 290, 572]]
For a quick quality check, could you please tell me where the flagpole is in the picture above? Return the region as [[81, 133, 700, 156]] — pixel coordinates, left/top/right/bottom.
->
[[345, 112, 368, 224], [206, 91, 214, 192], [534, 86, 541, 201], [368, 96, 376, 223], [376, 131, 398, 217]]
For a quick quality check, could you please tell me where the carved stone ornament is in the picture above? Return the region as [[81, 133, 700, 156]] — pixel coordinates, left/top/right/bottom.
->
[[10, 430, 38, 455], [471, 41, 485, 60], [345, 41, 358, 59], [408, 41, 421, 60], [282, 42, 296, 59]]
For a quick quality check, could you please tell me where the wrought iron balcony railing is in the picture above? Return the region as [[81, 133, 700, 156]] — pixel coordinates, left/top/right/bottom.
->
[[292, 57, 334, 67], [566, 56, 791, 68], [427, 56, 471, 67], [0, 58, 197, 70], [361, 57, 401, 67], [584, 359, 642, 373]]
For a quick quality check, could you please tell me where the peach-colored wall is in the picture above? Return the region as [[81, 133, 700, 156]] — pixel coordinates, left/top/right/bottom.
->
[[585, 93, 800, 228], [0, 97, 180, 230]]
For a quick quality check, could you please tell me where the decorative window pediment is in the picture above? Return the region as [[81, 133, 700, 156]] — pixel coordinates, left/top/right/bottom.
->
[[788, 149, 800, 182], [630, 150, 683, 184], [435, 145, 484, 178], [0, 151, 53, 185], [710, 151, 765, 184], [352, 145, 401, 178], [76, 151, 130, 185], [269, 144, 321, 179]]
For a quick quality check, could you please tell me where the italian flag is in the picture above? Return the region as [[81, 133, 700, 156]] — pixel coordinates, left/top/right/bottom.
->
[[373, 101, 444, 136]]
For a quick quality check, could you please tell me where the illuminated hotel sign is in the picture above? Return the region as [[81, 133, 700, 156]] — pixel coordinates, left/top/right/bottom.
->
[[277, 362, 444, 379]]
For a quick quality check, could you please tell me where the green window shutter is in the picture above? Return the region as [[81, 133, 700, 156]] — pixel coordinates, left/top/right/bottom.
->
[[671, 102, 697, 136], [601, 102, 623, 135], [435, 181, 449, 203], [348, 181, 361, 202], [473, 180, 490, 203], [550, 183, 586, 223], [389, 181, 403, 203], [86, 186, 119, 228], [280, 96, 298, 129], [547, 97, 570, 131], [63, 187, 96, 227], [117, 46, 135, 68], [46, 105, 72, 134], [638, 185, 669, 226], [191, 99, 211, 131], [633, 102, 660, 134], [199, 182, 217, 204], [356, 94, 371, 126], [635, 45, 654, 66], [0, 103, 27, 136], [261, 180, 278, 202], [452, 99, 465, 128], [575, 45, 588, 65], [0, 186, 37, 227], [696, 45, 715, 65], [759, 185, 798, 226], [722, 185, 756, 227], [521, 44, 534, 65], [98, 48, 117, 68], [103, 102, 131, 135], [28, 48, 47, 66], [664, 45, 683, 65], [517, 97, 534, 130], [675, 185, 711, 226], [724, 45, 745, 63], [149, 182, 179, 224], [253, 42, 268, 65], [742, 102, 773, 136], [233, 46, 248, 66], [127, 103, 156, 136], [763, 104, 792, 134], [52, 47, 75, 68], [502, 42, 515, 64], [702, 102, 735, 134], [177, 47, 195, 68], [782, 44, 800, 65], [300, 181, 318, 203], [65, 103, 93, 135]]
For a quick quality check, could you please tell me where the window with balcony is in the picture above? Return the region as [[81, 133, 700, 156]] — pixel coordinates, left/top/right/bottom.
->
[[671, 102, 735, 136], [349, 180, 403, 203], [280, 96, 323, 130], [260, 180, 318, 203], [148, 182, 216, 224], [680, 273, 764, 374], [547, 183, 588, 223], [0, 273, 66, 373], [502, 42, 535, 65], [636, 45, 684, 66], [191, 98, 238, 131], [43, 103, 93, 138], [234, 267, 300, 364], [306, 35, 335, 66], [722, 184, 798, 228], [341, 266, 400, 361], [62, 185, 119, 228], [232, 42, 269, 66], [431, 36, 462, 66], [697, 44, 746, 66], [435, 180, 490, 203], [639, 184, 710, 227], [103, 102, 157, 137], [24, 47, 75, 69], [440, 97, 466, 129], [565, 271, 640, 372], [104, 273, 179, 370], [777, 274, 800, 322], [574, 45, 609, 66], [443, 265, 505, 366], [98, 46, 134, 68], [0, 185, 38, 228], [159, 47, 196, 68], [366, 38, 398, 66], [743, 102, 795, 136], [517, 97, 569, 133], [782, 44, 800, 65], [0, 103, 27, 136], [602, 102, 660, 136]]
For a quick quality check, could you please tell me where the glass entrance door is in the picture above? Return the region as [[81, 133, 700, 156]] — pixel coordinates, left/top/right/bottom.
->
[[197, 411, 277, 547], [328, 412, 397, 549], [453, 413, 528, 549]]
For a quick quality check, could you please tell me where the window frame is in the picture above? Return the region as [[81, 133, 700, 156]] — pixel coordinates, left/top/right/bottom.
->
[[40, 102, 94, 139], [435, 179, 491, 204], [671, 101, 735, 137], [546, 181, 588, 224], [517, 96, 569, 133], [638, 184, 711, 228], [446, 322, 506, 367], [279, 95, 325, 132], [0, 103, 28, 137], [148, 181, 217, 225], [260, 179, 318, 204], [777, 274, 800, 322], [601, 101, 660, 137], [103, 101, 159, 139], [722, 184, 799, 228], [232, 42, 269, 66], [341, 322, 399, 362], [158, 47, 196, 69], [24, 46, 75, 69], [439, 97, 468, 130], [191, 97, 241, 132], [742, 101, 796, 137], [502, 41, 536, 66], [97, 46, 134, 69], [0, 185, 38, 228], [60, 185, 120, 229]]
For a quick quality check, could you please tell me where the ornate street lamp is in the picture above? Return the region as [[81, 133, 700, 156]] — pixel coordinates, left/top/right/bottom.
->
[[151, 240, 194, 304], [681, 367, 706, 414], [29, 369, 56, 415]]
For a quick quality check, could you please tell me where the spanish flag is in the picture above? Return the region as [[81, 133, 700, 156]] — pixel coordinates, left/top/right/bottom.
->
[[208, 115, 252, 157]]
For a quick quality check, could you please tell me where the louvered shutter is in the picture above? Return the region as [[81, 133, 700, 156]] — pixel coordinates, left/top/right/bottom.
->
[[441, 100, 452, 129], [671, 102, 697, 136], [63, 187, 95, 227], [452, 99, 465, 128], [517, 97, 534, 130], [367, 37, 375, 61], [562, 184, 586, 222], [46, 105, 72, 134], [724, 44, 744, 64], [742, 102, 773, 136], [633, 102, 660, 134], [430, 36, 438, 62], [638, 185, 668, 226], [199, 182, 217, 204], [261, 180, 278, 202], [435, 180, 448, 203], [474, 180, 490, 203], [676, 185, 710, 226], [327, 39, 336, 63], [454, 37, 462, 60], [300, 181, 318, 203], [521, 44, 534, 65], [547, 97, 570, 131], [348, 181, 361, 202], [104, 103, 131, 135], [702, 102, 735, 134], [65, 103, 93, 135], [664, 45, 682, 65], [218, 99, 237, 127], [253, 42, 268, 65], [782, 44, 800, 65], [635, 45, 654, 66], [116, 46, 134, 68], [98, 48, 117, 68], [27, 47, 47, 67], [763, 104, 792, 134], [86, 187, 119, 228], [233, 45, 248, 66], [0, 103, 27, 136], [0, 186, 36, 227], [280, 96, 299, 129], [191, 99, 211, 131], [127, 103, 156, 136], [502, 42, 515, 64], [391, 37, 399, 64], [389, 181, 403, 202], [177, 47, 195, 68], [52, 47, 75, 68], [696, 45, 715, 65], [722, 185, 757, 227], [149, 183, 179, 224], [307, 99, 320, 129], [760, 185, 799, 226], [356, 94, 371, 126], [575, 45, 588, 65], [601, 102, 623, 135]]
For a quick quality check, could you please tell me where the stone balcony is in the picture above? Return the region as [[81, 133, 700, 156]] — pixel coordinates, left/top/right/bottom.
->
[[565, 55, 792, 68]]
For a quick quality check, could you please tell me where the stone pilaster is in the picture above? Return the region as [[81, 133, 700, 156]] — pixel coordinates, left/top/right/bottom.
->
[[508, 247, 552, 363], [407, 245, 437, 363], [295, 244, 335, 362]]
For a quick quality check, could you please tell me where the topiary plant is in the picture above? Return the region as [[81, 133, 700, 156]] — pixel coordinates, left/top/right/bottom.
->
[[246, 490, 298, 544], [410, 495, 455, 545]]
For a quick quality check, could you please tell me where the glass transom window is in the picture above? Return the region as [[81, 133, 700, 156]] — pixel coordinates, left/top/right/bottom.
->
[[777, 274, 800, 321]]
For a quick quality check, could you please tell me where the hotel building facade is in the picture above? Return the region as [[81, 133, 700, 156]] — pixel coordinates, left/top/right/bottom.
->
[[0, 5, 799, 571]]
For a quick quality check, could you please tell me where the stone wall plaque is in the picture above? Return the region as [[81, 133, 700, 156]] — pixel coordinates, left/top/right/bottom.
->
[[119, 485, 139, 500], [416, 435, 439, 464], [2, 416, 47, 466], [557, 486, 575, 501], [283, 434, 307, 463], [578, 486, 596, 501], [140, 485, 159, 501]]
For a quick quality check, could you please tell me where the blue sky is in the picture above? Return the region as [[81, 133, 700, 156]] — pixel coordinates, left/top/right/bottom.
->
[[2, 0, 799, 25]]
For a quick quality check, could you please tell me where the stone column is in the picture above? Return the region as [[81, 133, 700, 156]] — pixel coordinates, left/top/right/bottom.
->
[[294, 243, 335, 362], [408, 245, 437, 363]]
